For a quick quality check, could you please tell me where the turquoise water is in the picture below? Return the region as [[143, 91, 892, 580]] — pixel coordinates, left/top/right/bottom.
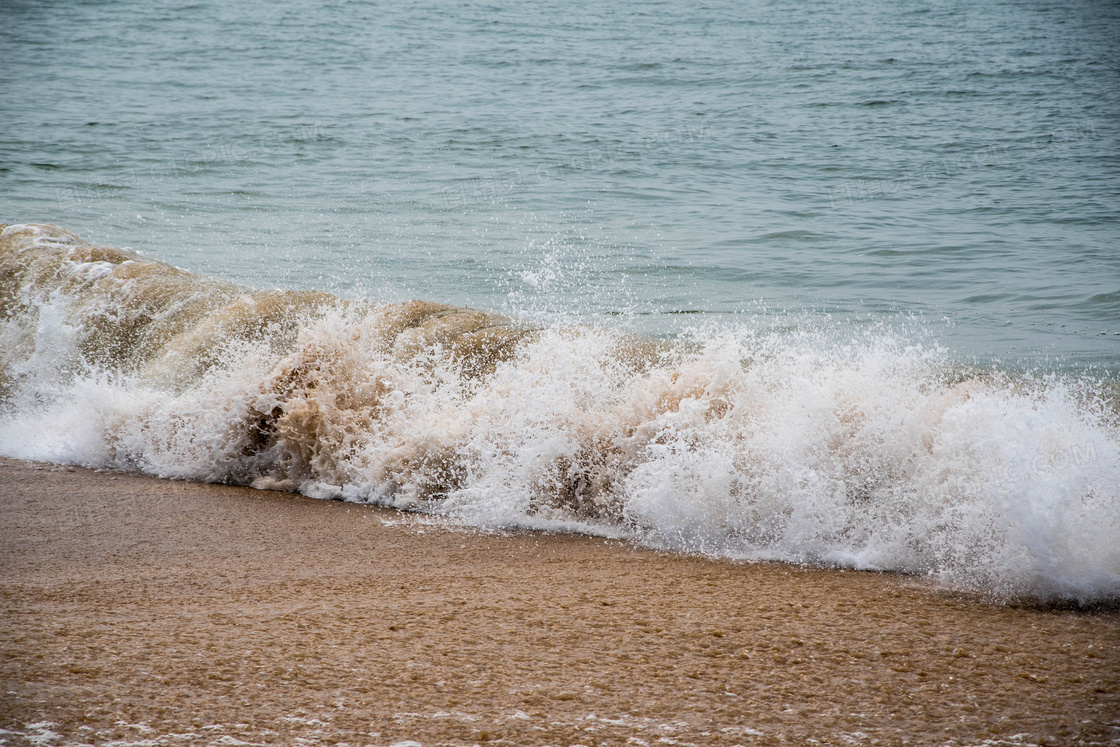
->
[[3, 2, 1120, 602], [2, 0, 1119, 369]]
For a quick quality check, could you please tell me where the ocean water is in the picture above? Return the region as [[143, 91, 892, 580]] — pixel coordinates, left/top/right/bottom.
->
[[1, 0, 1119, 602]]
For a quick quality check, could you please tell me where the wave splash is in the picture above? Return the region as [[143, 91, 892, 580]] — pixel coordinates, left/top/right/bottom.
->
[[2, 223, 1118, 603]]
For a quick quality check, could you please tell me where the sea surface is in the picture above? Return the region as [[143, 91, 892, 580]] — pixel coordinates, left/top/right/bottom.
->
[[1, 0, 1119, 602]]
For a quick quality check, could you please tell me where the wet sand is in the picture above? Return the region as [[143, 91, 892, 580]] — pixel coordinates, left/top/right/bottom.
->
[[0, 458, 1117, 746]]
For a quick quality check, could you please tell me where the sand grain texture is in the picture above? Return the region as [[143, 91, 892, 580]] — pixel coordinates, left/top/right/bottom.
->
[[0, 458, 1117, 746]]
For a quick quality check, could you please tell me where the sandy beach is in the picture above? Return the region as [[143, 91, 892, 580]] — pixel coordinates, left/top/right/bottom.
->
[[0, 457, 1116, 746]]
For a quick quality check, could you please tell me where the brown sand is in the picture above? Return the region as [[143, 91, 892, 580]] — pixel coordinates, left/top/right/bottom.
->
[[0, 458, 1117, 746]]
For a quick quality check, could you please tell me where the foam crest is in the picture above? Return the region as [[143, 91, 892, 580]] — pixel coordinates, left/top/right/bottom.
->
[[1, 224, 1117, 603]]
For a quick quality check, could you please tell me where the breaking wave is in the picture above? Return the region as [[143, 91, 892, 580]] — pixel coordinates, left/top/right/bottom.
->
[[2, 223, 1118, 603]]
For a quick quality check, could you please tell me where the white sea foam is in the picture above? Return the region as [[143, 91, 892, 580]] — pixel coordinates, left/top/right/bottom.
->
[[1, 225, 1118, 603]]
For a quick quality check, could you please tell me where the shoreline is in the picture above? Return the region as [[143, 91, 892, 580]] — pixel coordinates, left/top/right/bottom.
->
[[1, 457, 1117, 746]]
